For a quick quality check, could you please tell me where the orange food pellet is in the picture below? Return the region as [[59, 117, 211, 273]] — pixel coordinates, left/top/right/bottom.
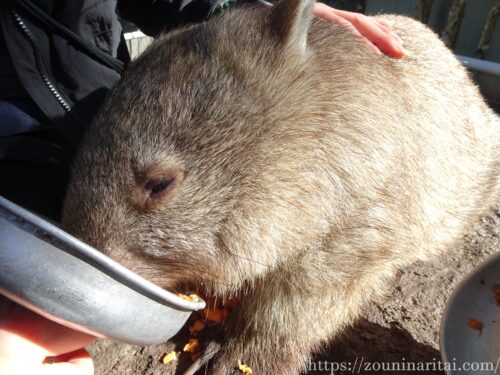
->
[[183, 338, 200, 353], [189, 320, 206, 335], [162, 351, 178, 364], [202, 308, 229, 323], [467, 318, 483, 333], [238, 360, 253, 374], [177, 293, 201, 302]]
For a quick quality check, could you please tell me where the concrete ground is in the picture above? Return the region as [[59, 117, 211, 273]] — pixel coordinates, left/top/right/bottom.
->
[[87, 203, 500, 375]]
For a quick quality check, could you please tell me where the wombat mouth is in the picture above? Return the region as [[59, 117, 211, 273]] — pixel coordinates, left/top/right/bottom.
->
[[171, 276, 245, 303], [171, 281, 239, 370]]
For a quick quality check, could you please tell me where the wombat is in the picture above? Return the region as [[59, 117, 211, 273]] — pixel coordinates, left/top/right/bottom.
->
[[62, 0, 500, 373]]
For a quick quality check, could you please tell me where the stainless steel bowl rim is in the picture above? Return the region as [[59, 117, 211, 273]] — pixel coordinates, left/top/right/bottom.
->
[[0, 195, 205, 312]]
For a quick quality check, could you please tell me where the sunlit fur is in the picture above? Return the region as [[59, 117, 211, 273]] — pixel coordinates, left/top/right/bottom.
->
[[62, 0, 500, 373]]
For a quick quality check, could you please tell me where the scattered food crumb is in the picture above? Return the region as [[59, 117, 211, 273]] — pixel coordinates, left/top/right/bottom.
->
[[467, 318, 483, 333], [183, 338, 200, 353], [479, 278, 485, 285], [238, 359, 253, 374], [162, 351, 177, 364]]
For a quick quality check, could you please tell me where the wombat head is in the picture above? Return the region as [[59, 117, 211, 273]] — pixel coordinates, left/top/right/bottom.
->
[[63, 0, 337, 295]]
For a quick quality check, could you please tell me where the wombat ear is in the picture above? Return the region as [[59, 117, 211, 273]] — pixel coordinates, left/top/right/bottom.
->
[[269, 0, 314, 53]]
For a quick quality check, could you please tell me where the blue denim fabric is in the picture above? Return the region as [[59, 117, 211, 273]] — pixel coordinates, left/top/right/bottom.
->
[[0, 100, 44, 136]]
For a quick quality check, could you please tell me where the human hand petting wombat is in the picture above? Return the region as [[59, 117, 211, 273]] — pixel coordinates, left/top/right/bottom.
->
[[62, 0, 500, 373], [313, 3, 405, 58]]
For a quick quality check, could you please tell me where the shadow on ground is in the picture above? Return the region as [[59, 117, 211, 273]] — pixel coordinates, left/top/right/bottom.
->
[[309, 319, 443, 374]]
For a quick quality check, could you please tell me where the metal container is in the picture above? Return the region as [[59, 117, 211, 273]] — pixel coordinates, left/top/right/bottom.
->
[[0, 195, 205, 345], [440, 250, 500, 374]]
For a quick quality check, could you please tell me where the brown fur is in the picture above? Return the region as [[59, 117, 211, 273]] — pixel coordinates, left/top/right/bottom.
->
[[62, 0, 500, 373]]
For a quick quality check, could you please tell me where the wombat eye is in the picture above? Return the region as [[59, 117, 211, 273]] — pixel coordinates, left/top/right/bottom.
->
[[131, 166, 185, 210], [145, 178, 174, 200]]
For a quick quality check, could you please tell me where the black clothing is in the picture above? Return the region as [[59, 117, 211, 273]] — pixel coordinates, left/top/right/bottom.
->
[[1, 0, 121, 142], [0, 0, 221, 141], [0, 29, 27, 100]]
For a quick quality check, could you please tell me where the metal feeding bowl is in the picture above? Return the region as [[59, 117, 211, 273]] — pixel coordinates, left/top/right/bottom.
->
[[440, 250, 500, 374], [0, 195, 205, 345]]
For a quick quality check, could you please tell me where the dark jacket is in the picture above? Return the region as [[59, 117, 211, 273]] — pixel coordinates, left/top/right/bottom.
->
[[0, 0, 220, 144]]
